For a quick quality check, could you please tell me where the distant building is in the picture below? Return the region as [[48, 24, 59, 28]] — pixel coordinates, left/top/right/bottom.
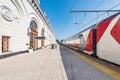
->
[[0, 0, 56, 54]]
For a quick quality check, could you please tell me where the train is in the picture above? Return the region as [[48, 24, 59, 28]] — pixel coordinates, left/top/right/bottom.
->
[[63, 13, 120, 65]]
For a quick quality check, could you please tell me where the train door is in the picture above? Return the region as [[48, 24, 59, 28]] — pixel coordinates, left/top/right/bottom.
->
[[92, 29, 97, 57], [79, 34, 85, 51]]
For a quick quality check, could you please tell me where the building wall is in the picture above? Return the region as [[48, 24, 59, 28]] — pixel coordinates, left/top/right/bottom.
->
[[0, 0, 29, 54], [0, 0, 56, 54]]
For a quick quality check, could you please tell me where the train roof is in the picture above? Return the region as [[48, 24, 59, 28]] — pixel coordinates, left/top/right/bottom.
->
[[65, 12, 120, 40]]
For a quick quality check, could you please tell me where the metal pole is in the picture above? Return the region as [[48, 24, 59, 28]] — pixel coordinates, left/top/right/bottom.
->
[[70, 10, 120, 13]]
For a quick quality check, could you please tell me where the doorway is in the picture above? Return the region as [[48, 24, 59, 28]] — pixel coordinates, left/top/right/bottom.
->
[[2, 36, 9, 52], [41, 40, 45, 46], [30, 20, 38, 48]]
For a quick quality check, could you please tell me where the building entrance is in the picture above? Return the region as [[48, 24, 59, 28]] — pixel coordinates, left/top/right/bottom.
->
[[30, 20, 38, 48], [2, 36, 9, 52]]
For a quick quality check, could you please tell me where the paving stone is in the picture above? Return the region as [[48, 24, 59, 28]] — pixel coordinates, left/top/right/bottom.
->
[[0, 45, 67, 80]]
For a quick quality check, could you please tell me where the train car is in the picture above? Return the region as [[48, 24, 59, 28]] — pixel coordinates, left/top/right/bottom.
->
[[79, 26, 95, 55], [64, 13, 120, 65], [96, 13, 120, 65], [65, 35, 80, 49]]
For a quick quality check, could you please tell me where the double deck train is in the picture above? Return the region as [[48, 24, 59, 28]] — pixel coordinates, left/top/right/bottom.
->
[[63, 13, 120, 65]]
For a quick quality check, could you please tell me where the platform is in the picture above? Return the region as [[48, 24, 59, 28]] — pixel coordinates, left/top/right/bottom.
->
[[60, 45, 114, 80], [0, 45, 67, 80], [0, 45, 119, 80]]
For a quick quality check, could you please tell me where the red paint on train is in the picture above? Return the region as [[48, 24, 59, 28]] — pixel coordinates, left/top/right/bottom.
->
[[84, 29, 93, 52], [96, 15, 117, 43], [84, 15, 117, 52], [111, 18, 120, 44], [75, 44, 80, 48], [71, 44, 80, 48]]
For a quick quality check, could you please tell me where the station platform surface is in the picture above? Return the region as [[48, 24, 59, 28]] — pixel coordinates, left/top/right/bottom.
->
[[0, 44, 118, 80], [0, 45, 67, 80], [60, 45, 114, 80]]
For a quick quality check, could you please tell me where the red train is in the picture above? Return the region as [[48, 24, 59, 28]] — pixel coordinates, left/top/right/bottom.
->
[[63, 13, 120, 65]]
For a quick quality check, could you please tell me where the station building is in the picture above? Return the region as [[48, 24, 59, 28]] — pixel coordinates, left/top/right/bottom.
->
[[0, 0, 56, 55]]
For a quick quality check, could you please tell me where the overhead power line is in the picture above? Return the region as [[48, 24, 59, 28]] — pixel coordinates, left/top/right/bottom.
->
[[62, 0, 77, 39], [70, 2, 120, 29], [82, 2, 120, 27], [94, 0, 106, 9], [70, 10, 120, 13]]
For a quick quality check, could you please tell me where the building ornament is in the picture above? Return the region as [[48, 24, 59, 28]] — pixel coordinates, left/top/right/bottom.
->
[[0, 5, 20, 21]]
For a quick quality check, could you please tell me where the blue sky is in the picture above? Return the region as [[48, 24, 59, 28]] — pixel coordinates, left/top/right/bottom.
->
[[40, 0, 120, 40]]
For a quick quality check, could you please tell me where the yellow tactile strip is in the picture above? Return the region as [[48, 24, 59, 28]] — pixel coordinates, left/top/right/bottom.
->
[[65, 47, 120, 80]]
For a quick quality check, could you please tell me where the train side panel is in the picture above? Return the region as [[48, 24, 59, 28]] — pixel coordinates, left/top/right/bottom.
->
[[64, 36, 80, 49], [80, 28, 93, 54], [97, 14, 120, 65], [64, 13, 120, 65], [72, 39, 80, 48]]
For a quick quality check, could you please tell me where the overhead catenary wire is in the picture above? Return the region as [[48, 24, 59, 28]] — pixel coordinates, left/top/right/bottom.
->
[[70, 2, 120, 32], [94, 0, 106, 10], [65, 0, 106, 40], [72, 0, 106, 24], [81, 2, 120, 28], [70, 10, 120, 13], [69, 0, 107, 36], [66, 2, 120, 40], [70, 10, 120, 26], [62, 0, 77, 40]]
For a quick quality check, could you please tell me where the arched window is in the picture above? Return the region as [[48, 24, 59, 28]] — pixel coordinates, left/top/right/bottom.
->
[[30, 20, 38, 31]]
